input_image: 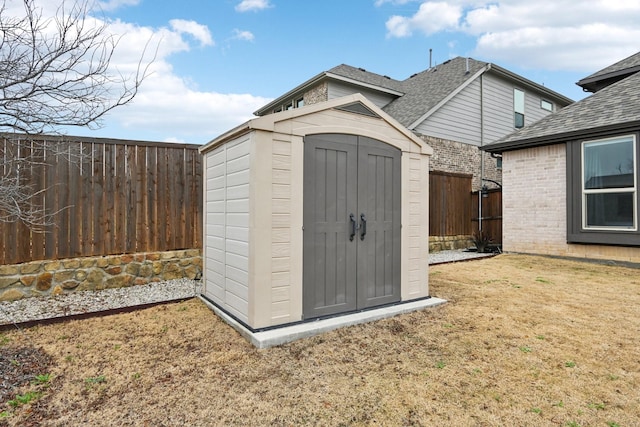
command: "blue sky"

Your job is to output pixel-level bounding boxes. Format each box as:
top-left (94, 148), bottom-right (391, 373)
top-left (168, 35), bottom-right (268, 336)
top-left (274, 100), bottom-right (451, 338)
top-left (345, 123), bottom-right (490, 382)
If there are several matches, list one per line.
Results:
top-left (13, 0), bottom-right (640, 144)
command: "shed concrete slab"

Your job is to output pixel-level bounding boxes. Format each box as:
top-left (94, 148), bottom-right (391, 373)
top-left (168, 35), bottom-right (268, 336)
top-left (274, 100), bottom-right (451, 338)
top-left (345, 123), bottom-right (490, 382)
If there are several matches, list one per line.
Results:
top-left (199, 296), bottom-right (447, 348)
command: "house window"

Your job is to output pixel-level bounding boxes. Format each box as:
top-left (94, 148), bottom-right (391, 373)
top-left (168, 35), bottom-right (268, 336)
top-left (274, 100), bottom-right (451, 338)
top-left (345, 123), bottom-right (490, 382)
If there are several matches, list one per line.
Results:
top-left (541, 99), bottom-right (554, 112)
top-left (514, 89), bottom-right (525, 128)
top-left (582, 136), bottom-right (636, 230)
top-left (295, 98), bottom-right (304, 108)
top-left (567, 133), bottom-right (640, 246)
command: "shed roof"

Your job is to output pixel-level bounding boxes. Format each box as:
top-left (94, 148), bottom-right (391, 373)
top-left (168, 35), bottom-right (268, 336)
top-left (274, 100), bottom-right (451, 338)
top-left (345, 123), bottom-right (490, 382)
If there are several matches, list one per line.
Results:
top-left (201, 93), bottom-right (432, 155)
top-left (483, 71), bottom-right (640, 153)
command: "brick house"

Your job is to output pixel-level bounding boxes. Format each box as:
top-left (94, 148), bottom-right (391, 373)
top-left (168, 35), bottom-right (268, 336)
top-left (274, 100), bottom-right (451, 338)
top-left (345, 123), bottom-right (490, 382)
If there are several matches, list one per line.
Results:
top-left (483, 51), bottom-right (640, 262)
top-left (255, 58), bottom-right (572, 249)
top-left (256, 57), bottom-right (573, 191)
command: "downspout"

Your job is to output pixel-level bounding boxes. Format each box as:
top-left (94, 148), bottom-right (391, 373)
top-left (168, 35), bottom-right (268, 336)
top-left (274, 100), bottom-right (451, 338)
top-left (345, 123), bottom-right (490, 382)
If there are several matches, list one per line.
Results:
top-left (479, 72), bottom-right (484, 232)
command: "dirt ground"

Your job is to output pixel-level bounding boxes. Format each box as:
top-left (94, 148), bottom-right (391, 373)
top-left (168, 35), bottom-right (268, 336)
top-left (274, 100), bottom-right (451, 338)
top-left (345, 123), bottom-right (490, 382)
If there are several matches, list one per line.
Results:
top-left (1, 253), bottom-right (639, 426)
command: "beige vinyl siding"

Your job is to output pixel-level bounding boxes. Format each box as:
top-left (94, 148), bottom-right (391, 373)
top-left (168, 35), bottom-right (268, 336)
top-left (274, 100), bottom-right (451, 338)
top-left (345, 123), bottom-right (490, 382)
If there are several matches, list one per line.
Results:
top-left (413, 79), bottom-right (482, 146)
top-left (327, 81), bottom-right (396, 109)
top-left (402, 153), bottom-right (430, 299)
top-left (203, 134), bottom-right (251, 323)
top-left (270, 137), bottom-right (295, 322)
top-left (200, 95), bottom-right (432, 330)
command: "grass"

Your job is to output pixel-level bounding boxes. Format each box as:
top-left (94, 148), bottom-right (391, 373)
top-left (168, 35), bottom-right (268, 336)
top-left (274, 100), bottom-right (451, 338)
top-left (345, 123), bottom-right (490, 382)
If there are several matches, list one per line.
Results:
top-left (7, 391), bottom-right (42, 408)
top-left (1, 254), bottom-right (639, 426)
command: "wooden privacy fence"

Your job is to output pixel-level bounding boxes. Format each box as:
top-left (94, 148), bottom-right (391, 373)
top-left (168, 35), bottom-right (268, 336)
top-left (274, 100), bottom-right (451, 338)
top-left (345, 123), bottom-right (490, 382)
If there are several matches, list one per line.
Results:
top-left (0, 136), bottom-right (202, 265)
top-left (429, 171), bottom-right (473, 237)
top-left (471, 188), bottom-right (503, 245)
top-left (430, 170), bottom-right (503, 245)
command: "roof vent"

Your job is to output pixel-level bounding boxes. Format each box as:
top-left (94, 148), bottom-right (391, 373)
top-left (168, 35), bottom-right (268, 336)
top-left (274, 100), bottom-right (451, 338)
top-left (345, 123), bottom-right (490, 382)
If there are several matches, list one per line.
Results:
top-left (383, 75), bottom-right (390, 79)
top-left (358, 67), bottom-right (366, 72)
top-left (335, 102), bottom-right (380, 118)
top-left (409, 73), bottom-right (418, 78)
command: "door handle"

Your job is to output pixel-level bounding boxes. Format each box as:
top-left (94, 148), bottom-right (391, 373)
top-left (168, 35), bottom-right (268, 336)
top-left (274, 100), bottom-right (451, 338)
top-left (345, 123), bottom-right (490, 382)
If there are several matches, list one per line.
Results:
top-left (349, 213), bottom-right (357, 241)
top-left (360, 213), bottom-right (366, 240)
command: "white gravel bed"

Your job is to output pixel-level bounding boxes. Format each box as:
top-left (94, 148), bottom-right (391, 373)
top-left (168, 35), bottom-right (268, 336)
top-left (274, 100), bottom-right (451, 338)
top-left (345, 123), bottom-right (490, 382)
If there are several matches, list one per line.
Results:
top-left (0, 251), bottom-right (490, 327)
top-left (428, 249), bottom-right (495, 265)
top-left (0, 279), bottom-right (201, 326)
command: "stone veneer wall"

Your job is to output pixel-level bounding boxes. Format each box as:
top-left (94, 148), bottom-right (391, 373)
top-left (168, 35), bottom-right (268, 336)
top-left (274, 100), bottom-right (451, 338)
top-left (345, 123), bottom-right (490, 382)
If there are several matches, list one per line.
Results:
top-left (419, 134), bottom-right (502, 191)
top-left (303, 82), bottom-right (328, 105)
top-left (0, 249), bottom-right (202, 302)
top-left (429, 235), bottom-right (473, 252)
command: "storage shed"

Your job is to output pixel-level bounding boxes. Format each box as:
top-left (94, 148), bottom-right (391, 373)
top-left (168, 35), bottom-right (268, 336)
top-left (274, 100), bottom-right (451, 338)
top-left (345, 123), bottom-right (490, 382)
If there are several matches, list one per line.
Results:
top-left (199, 94), bottom-right (436, 346)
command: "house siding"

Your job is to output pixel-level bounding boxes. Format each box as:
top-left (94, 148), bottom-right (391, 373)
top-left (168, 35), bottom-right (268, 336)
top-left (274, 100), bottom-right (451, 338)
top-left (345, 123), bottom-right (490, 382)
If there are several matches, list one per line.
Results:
top-left (414, 78), bottom-right (482, 146)
top-left (327, 81), bottom-right (396, 109)
top-left (503, 144), bottom-right (640, 262)
top-left (482, 73), bottom-right (557, 144)
top-left (415, 73), bottom-right (559, 147)
top-left (203, 134), bottom-right (251, 324)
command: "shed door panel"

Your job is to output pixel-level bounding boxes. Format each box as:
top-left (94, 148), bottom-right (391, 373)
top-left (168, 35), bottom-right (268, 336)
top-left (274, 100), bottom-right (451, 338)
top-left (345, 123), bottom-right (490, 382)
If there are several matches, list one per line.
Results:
top-left (303, 134), bottom-right (400, 320)
top-left (357, 137), bottom-right (401, 308)
top-left (303, 134), bottom-right (358, 318)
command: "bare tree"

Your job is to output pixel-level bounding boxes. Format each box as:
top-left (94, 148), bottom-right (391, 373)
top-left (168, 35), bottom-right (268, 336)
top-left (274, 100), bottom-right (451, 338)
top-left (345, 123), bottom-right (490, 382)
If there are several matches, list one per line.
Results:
top-left (0, 0), bottom-right (152, 228)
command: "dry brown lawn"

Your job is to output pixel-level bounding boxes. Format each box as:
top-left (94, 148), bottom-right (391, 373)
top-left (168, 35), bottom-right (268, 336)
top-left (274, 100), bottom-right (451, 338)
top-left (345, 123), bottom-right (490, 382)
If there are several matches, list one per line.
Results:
top-left (1, 254), bottom-right (639, 426)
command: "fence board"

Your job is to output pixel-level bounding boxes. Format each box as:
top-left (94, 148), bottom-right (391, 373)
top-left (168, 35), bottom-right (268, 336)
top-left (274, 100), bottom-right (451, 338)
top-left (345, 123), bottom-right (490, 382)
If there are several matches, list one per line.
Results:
top-left (91, 143), bottom-right (105, 256)
top-left (1, 135), bottom-right (203, 265)
top-left (429, 171), bottom-right (473, 237)
top-left (471, 188), bottom-right (503, 244)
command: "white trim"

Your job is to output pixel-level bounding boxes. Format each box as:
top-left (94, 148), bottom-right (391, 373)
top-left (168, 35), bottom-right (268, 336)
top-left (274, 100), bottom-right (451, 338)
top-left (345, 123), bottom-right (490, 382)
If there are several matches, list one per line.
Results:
top-left (581, 134), bottom-right (637, 231)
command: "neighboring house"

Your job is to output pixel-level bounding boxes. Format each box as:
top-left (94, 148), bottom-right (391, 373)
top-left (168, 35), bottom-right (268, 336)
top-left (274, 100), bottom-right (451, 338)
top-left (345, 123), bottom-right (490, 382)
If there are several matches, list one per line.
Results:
top-left (255, 57), bottom-right (573, 191)
top-left (483, 51), bottom-right (640, 263)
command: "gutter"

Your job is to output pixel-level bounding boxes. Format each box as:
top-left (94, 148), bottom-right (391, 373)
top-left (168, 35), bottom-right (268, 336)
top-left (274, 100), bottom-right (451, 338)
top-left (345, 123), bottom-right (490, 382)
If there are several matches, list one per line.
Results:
top-left (481, 120), bottom-right (640, 154)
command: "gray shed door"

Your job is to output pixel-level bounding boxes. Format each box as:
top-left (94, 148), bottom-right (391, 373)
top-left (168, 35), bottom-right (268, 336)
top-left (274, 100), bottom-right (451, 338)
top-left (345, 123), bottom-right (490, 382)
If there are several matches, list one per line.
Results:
top-left (303, 134), bottom-right (401, 320)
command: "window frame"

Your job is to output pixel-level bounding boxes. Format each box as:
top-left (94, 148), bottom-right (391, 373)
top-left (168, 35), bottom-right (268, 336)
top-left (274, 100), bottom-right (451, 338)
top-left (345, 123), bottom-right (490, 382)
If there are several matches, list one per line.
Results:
top-left (514, 88), bottom-right (525, 129)
top-left (580, 136), bottom-right (637, 231)
top-left (540, 99), bottom-right (554, 112)
top-left (567, 132), bottom-right (640, 245)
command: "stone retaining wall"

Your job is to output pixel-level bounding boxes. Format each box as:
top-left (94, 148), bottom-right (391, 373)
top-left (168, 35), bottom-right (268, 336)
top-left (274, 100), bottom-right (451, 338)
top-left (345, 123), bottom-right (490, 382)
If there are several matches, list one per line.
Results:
top-left (429, 235), bottom-right (473, 252)
top-left (0, 249), bottom-right (202, 302)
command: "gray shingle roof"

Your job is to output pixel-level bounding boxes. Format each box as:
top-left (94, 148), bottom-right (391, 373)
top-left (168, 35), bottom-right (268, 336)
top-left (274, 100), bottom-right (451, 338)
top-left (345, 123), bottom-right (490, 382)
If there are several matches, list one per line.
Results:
top-left (577, 51), bottom-right (640, 92)
top-left (384, 57), bottom-right (487, 127)
top-left (326, 59), bottom-right (490, 127)
top-left (329, 58), bottom-right (488, 127)
top-left (580, 51), bottom-right (640, 82)
top-left (257, 56), bottom-right (572, 125)
top-left (327, 64), bottom-right (404, 92)
top-left (484, 70), bottom-right (640, 153)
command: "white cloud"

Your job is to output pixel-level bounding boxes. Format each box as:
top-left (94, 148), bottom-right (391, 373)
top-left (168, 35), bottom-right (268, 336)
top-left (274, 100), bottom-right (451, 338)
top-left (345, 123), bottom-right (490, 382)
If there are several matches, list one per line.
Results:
top-left (96, 17), bottom-right (267, 142)
top-left (386, 2), bottom-right (461, 37)
top-left (169, 19), bottom-right (214, 47)
top-left (385, 0), bottom-right (640, 71)
top-left (235, 0), bottom-right (272, 13)
top-left (232, 29), bottom-right (255, 41)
